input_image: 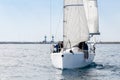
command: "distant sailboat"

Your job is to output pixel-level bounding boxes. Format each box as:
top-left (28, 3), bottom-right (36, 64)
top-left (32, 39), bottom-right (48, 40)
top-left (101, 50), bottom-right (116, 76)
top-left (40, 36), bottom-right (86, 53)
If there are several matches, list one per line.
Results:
top-left (51, 0), bottom-right (100, 69)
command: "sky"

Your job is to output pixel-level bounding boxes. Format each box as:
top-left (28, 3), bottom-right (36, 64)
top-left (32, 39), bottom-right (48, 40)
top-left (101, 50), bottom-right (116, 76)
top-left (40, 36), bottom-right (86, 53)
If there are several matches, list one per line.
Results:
top-left (0, 0), bottom-right (120, 42)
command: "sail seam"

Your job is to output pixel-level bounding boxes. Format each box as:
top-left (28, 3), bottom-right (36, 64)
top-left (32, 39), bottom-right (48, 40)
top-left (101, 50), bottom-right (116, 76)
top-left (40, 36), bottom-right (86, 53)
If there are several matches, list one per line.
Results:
top-left (64, 4), bottom-right (84, 8)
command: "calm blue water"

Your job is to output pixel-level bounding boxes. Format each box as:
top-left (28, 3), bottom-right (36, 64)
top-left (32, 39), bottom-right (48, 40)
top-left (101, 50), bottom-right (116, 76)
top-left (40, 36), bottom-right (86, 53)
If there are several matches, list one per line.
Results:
top-left (0, 44), bottom-right (120, 80)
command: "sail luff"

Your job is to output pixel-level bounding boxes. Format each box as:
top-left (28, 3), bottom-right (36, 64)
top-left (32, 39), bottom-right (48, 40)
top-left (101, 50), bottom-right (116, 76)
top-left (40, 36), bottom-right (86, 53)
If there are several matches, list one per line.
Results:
top-left (63, 0), bottom-right (89, 49)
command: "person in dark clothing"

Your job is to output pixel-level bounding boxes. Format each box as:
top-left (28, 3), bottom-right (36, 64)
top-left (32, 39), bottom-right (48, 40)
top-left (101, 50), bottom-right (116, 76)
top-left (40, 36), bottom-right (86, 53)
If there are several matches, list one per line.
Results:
top-left (58, 41), bottom-right (63, 52)
top-left (58, 42), bottom-right (61, 52)
top-left (93, 44), bottom-right (96, 53)
top-left (78, 42), bottom-right (89, 59)
top-left (78, 42), bottom-right (83, 50)
top-left (60, 41), bottom-right (63, 48)
top-left (54, 44), bottom-right (59, 52)
top-left (83, 42), bottom-right (89, 59)
top-left (83, 42), bottom-right (88, 50)
top-left (54, 41), bottom-right (63, 53)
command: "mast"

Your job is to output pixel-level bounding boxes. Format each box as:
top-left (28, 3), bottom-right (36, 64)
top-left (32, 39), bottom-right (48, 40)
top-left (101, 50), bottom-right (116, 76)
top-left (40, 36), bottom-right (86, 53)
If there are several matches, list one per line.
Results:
top-left (63, 0), bottom-right (65, 49)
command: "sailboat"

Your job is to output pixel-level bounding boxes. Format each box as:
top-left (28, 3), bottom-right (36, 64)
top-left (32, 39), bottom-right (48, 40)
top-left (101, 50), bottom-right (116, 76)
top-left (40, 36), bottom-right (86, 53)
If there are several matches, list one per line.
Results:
top-left (51, 0), bottom-right (100, 69)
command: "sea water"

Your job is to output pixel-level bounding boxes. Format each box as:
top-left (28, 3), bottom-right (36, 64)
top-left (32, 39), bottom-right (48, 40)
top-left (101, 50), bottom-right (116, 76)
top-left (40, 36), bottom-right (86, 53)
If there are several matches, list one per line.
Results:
top-left (0, 44), bottom-right (120, 80)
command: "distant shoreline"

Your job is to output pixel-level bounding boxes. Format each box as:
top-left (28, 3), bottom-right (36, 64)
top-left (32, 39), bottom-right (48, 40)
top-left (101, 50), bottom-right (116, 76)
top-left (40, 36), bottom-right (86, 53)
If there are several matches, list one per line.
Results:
top-left (97, 42), bottom-right (120, 44)
top-left (0, 42), bottom-right (120, 44)
top-left (0, 42), bottom-right (44, 44)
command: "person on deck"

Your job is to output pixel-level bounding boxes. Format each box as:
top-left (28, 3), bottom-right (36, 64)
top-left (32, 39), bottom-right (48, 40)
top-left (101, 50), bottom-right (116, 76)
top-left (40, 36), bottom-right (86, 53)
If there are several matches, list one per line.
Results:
top-left (54, 44), bottom-right (59, 52)
top-left (83, 42), bottom-right (89, 59)
top-left (58, 41), bottom-right (63, 52)
top-left (78, 42), bottom-right (89, 59)
top-left (54, 41), bottom-right (63, 53)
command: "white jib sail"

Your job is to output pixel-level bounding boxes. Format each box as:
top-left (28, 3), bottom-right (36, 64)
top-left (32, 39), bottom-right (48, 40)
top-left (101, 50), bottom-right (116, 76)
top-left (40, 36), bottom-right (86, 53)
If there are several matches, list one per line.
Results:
top-left (83, 0), bottom-right (99, 35)
top-left (63, 0), bottom-right (89, 49)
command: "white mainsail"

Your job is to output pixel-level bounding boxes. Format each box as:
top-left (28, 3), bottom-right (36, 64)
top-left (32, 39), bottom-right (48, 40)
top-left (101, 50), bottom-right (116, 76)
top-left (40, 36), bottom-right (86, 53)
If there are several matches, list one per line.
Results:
top-left (83, 0), bottom-right (99, 35)
top-left (63, 0), bottom-right (89, 49)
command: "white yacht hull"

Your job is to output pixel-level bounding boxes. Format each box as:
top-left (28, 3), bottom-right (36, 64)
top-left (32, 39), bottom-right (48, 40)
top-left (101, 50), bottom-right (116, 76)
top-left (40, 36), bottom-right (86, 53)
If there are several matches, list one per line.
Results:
top-left (51, 50), bottom-right (95, 69)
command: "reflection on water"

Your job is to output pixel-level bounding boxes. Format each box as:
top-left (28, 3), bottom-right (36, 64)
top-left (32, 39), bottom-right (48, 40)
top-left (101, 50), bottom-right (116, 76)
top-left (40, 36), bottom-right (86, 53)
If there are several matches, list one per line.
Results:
top-left (60, 63), bottom-right (104, 80)
top-left (59, 62), bottom-right (120, 80)
top-left (0, 44), bottom-right (120, 80)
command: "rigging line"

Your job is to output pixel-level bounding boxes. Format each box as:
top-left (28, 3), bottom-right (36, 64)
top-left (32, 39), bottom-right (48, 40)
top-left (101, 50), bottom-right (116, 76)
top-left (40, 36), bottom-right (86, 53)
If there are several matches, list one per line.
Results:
top-left (49, 0), bottom-right (52, 53)
top-left (69, 40), bottom-right (72, 48)
top-left (50, 0), bottom-right (52, 41)
top-left (63, 0), bottom-right (65, 42)
top-left (55, 0), bottom-right (63, 42)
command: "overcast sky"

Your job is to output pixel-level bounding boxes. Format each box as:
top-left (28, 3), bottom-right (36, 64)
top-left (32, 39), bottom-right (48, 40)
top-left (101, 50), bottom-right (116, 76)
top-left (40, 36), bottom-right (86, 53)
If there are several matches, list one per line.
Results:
top-left (0, 0), bottom-right (120, 42)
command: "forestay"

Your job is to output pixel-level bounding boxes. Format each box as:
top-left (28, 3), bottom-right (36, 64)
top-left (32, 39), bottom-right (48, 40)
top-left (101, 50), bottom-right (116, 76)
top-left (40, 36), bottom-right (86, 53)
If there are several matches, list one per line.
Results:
top-left (63, 0), bottom-right (89, 49)
top-left (83, 0), bottom-right (99, 35)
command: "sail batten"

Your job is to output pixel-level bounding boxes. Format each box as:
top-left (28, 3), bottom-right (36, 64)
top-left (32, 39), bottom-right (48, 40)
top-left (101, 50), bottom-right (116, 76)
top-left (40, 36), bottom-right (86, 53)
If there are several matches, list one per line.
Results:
top-left (64, 4), bottom-right (84, 7)
top-left (63, 0), bottom-right (89, 49)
